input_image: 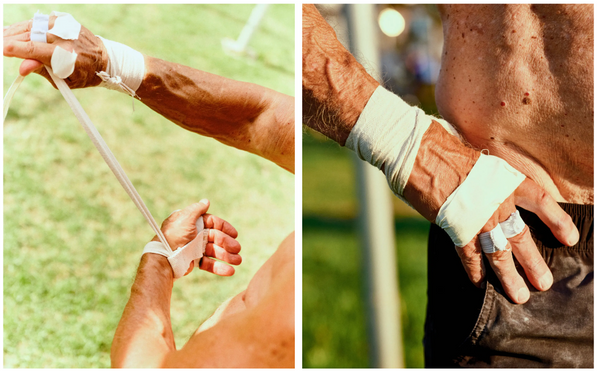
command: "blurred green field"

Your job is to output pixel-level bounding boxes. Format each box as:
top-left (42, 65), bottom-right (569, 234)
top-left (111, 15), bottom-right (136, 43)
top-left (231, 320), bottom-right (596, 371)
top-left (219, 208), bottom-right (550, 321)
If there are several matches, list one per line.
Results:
top-left (4, 4), bottom-right (294, 368)
top-left (302, 130), bottom-right (429, 368)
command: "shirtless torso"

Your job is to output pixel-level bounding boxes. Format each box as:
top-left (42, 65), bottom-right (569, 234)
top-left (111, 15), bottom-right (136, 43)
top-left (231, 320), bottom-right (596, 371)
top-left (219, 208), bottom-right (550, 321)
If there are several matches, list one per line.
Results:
top-left (196, 233), bottom-right (295, 334)
top-left (436, 4), bottom-right (593, 204)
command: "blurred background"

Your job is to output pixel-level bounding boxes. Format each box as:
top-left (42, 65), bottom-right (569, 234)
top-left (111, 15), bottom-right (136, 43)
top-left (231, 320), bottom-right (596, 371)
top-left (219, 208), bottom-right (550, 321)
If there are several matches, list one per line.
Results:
top-left (303, 4), bottom-right (443, 368)
top-left (4, 4), bottom-right (294, 368)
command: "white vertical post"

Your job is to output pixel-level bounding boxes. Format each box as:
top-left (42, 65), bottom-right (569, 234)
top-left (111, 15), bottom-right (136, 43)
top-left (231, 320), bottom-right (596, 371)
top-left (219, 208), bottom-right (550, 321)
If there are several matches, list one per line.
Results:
top-left (222, 4), bottom-right (269, 54)
top-left (346, 4), bottom-right (404, 368)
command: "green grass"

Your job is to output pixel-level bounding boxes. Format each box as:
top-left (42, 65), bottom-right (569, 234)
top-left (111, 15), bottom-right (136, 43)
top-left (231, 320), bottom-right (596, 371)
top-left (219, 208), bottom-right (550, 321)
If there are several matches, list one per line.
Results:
top-left (302, 131), bottom-right (428, 368)
top-left (4, 4), bottom-right (294, 368)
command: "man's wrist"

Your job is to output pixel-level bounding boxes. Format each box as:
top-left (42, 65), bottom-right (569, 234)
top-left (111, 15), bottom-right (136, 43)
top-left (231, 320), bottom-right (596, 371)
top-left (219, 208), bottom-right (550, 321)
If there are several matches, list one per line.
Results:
top-left (139, 253), bottom-right (174, 282)
top-left (403, 120), bottom-right (480, 222)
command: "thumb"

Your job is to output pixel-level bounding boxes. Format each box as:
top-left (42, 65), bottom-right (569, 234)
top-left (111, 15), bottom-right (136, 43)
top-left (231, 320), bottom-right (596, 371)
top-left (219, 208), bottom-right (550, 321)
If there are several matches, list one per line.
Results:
top-left (189, 198), bottom-right (210, 221)
top-left (19, 58), bottom-right (44, 76)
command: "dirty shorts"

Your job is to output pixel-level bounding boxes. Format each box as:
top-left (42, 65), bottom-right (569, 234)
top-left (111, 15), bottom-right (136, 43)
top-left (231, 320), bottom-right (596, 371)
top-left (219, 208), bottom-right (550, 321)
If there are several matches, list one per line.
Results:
top-left (424, 203), bottom-right (593, 367)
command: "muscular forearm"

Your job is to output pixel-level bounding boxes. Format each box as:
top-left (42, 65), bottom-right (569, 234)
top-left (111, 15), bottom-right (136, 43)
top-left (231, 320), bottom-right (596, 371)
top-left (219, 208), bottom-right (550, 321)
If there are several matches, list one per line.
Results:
top-left (111, 254), bottom-right (175, 368)
top-left (137, 56), bottom-right (295, 172)
top-left (302, 4), bottom-right (379, 145)
top-left (404, 122), bottom-right (479, 222)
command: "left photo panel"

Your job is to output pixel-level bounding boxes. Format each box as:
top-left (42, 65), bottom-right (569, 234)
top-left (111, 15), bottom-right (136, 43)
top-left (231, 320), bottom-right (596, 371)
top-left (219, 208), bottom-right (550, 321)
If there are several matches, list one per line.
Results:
top-left (4, 4), bottom-right (295, 368)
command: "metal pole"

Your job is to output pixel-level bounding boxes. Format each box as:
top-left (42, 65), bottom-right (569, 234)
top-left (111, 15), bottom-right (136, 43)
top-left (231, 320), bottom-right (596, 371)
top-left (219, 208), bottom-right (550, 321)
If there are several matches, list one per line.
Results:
top-left (222, 4), bottom-right (269, 54)
top-left (345, 4), bottom-right (404, 368)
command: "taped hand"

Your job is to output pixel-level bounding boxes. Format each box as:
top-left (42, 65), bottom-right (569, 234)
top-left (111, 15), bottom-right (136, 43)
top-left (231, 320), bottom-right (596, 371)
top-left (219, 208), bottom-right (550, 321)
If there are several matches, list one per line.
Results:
top-left (3, 12), bottom-right (107, 88)
top-left (151, 200), bottom-right (242, 277)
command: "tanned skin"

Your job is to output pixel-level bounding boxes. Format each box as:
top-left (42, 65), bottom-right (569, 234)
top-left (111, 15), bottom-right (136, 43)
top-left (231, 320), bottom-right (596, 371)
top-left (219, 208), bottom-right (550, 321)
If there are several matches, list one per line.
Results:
top-left (4, 13), bottom-right (294, 367)
top-left (302, 4), bottom-right (580, 304)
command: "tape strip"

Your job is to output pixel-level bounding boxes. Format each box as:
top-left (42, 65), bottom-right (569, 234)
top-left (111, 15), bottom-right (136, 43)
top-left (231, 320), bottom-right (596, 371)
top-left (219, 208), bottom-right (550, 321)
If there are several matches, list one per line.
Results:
top-left (479, 224), bottom-right (509, 254)
top-left (345, 86), bottom-right (432, 206)
top-left (500, 210), bottom-right (526, 238)
top-left (51, 46), bottom-right (78, 79)
top-left (48, 11), bottom-right (81, 40)
top-left (143, 217), bottom-right (208, 279)
top-left (44, 65), bottom-right (171, 252)
top-left (31, 11), bottom-right (49, 43)
top-left (436, 154), bottom-right (525, 247)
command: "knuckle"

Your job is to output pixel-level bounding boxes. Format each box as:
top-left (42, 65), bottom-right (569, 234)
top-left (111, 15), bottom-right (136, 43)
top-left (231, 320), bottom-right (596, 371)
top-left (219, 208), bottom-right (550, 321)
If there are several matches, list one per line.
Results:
top-left (525, 254), bottom-right (547, 274)
top-left (4, 40), bottom-right (16, 54)
top-left (25, 40), bottom-right (35, 55)
top-left (538, 190), bottom-right (553, 207)
top-left (490, 249), bottom-right (513, 264)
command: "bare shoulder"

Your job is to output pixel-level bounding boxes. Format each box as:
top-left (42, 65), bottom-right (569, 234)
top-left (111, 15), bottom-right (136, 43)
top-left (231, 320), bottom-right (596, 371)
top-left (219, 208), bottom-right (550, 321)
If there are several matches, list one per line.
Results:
top-left (164, 232), bottom-right (295, 368)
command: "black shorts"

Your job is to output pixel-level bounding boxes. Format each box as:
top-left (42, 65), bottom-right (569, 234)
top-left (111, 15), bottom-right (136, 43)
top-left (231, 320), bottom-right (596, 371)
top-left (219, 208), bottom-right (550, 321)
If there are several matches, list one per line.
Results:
top-left (424, 203), bottom-right (593, 367)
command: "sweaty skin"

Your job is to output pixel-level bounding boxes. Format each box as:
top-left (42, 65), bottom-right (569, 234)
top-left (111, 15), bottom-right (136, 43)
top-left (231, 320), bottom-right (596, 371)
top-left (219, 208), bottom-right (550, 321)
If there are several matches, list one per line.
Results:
top-left (436, 4), bottom-right (593, 205)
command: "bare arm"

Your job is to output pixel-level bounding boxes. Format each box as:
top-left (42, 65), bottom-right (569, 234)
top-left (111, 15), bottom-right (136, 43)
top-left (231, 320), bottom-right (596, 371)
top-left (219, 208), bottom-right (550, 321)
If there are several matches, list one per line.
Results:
top-left (111, 201), bottom-right (243, 367)
top-left (302, 4), bottom-right (578, 304)
top-left (164, 245), bottom-right (294, 368)
top-left (3, 16), bottom-right (294, 173)
top-left (112, 229), bottom-right (294, 368)
top-left (136, 57), bottom-right (294, 173)
top-left (111, 254), bottom-right (175, 368)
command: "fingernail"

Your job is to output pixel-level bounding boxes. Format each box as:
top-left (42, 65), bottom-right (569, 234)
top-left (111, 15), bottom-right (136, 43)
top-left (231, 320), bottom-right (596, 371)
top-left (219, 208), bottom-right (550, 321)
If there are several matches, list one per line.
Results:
top-left (517, 287), bottom-right (530, 303)
top-left (199, 198), bottom-right (209, 205)
top-left (567, 229), bottom-right (579, 246)
top-left (540, 271), bottom-right (553, 291)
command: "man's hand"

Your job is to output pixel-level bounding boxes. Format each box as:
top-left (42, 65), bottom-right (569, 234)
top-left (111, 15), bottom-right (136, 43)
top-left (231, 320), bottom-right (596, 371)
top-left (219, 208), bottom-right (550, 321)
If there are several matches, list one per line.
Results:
top-left (302, 4), bottom-right (579, 304)
top-left (404, 122), bottom-right (579, 304)
top-left (3, 14), bottom-right (107, 88)
top-left (151, 199), bottom-right (241, 277)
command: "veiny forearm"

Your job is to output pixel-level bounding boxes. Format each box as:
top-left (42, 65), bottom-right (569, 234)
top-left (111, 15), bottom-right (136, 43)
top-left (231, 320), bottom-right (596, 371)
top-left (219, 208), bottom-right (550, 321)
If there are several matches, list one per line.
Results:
top-left (403, 121), bottom-right (480, 222)
top-left (301, 5), bottom-right (480, 219)
top-left (136, 56), bottom-right (295, 172)
top-left (111, 254), bottom-right (175, 368)
top-left (302, 4), bottom-right (379, 145)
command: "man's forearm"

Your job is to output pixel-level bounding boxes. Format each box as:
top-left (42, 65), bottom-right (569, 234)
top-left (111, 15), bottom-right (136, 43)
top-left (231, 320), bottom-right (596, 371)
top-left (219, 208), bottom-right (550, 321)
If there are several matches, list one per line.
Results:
top-left (136, 56), bottom-right (295, 172)
top-left (111, 254), bottom-right (175, 368)
top-left (302, 4), bottom-right (379, 145)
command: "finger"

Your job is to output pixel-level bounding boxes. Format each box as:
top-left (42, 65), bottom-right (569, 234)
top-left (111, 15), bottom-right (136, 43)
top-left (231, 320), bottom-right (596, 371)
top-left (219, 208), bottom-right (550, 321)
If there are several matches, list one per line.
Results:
top-left (4, 40), bottom-right (55, 66)
top-left (203, 214), bottom-right (238, 238)
top-left (204, 243), bottom-right (242, 265)
top-left (508, 225), bottom-right (553, 291)
top-left (484, 240), bottom-right (530, 304)
top-left (4, 32), bottom-right (31, 43)
top-left (515, 179), bottom-right (579, 246)
top-left (19, 58), bottom-right (44, 76)
top-left (199, 257), bottom-right (235, 276)
top-left (455, 240), bottom-right (486, 288)
top-left (208, 230), bottom-right (241, 254)
top-left (3, 20), bottom-right (32, 37)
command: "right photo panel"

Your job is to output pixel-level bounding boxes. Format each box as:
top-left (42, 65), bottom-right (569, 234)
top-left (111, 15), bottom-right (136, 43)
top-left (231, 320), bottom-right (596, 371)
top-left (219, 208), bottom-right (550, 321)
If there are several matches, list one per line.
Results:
top-left (302, 3), bottom-right (593, 368)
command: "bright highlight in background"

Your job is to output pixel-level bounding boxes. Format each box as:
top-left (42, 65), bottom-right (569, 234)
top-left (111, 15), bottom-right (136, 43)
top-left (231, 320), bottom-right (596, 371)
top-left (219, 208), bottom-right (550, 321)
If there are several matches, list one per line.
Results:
top-left (378, 8), bottom-right (405, 37)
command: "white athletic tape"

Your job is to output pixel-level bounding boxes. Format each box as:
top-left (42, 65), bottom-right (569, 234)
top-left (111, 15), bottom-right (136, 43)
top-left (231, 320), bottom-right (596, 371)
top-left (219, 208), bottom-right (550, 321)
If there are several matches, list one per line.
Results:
top-left (346, 86), bottom-right (430, 205)
top-left (479, 224), bottom-right (509, 254)
top-left (96, 36), bottom-right (145, 95)
top-left (346, 86), bottom-right (460, 206)
top-left (5, 12), bottom-right (172, 261)
top-left (48, 11), bottom-right (81, 40)
top-left (500, 210), bottom-right (526, 238)
top-left (436, 154), bottom-right (526, 247)
top-left (43, 66), bottom-right (172, 251)
top-left (50, 46), bottom-right (78, 79)
top-left (143, 217), bottom-right (209, 279)
top-left (31, 11), bottom-right (49, 43)
top-left (3, 75), bottom-right (24, 121)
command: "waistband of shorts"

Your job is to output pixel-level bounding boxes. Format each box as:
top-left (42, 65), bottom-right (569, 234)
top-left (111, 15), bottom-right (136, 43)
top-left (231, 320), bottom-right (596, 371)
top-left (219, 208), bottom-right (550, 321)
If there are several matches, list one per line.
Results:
top-left (557, 202), bottom-right (593, 219)
top-left (519, 202), bottom-right (593, 251)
